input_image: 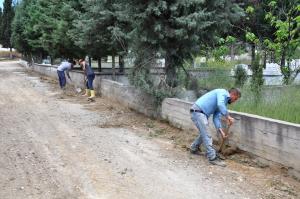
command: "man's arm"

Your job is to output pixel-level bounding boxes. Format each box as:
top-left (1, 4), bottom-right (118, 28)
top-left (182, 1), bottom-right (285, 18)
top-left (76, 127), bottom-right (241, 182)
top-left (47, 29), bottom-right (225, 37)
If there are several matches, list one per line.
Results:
top-left (217, 92), bottom-right (234, 125)
top-left (217, 92), bottom-right (228, 116)
top-left (66, 69), bottom-right (71, 80)
top-left (213, 112), bottom-right (228, 139)
top-left (213, 112), bottom-right (222, 130)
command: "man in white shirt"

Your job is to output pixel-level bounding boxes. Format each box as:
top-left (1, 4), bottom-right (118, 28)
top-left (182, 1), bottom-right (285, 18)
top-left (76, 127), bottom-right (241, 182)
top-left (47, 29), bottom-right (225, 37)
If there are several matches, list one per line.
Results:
top-left (57, 60), bottom-right (75, 89)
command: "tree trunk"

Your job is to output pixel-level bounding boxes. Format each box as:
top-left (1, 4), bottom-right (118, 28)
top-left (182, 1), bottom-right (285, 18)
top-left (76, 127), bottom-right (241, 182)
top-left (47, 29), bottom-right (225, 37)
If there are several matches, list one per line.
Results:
top-left (280, 49), bottom-right (286, 69)
top-left (9, 47), bottom-right (12, 59)
top-left (250, 43), bottom-right (255, 69)
top-left (88, 56), bottom-right (92, 68)
top-left (37, 53), bottom-right (43, 64)
top-left (280, 48), bottom-right (290, 84)
top-left (112, 54), bottom-right (116, 81)
top-left (230, 44), bottom-right (235, 61)
top-left (205, 48), bottom-right (209, 66)
top-left (98, 58), bottom-right (102, 72)
top-left (165, 53), bottom-right (177, 87)
top-left (263, 50), bottom-right (267, 69)
top-left (50, 56), bottom-right (54, 65)
top-left (270, 51), bottom-right (275, 63)
top-left (119, 55), bottom-right (124, 73)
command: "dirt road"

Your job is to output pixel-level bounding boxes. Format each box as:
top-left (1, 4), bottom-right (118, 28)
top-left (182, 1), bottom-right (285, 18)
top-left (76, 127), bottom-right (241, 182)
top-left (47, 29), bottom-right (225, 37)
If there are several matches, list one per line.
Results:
top-left (0, 62), bottom-right (299, 199)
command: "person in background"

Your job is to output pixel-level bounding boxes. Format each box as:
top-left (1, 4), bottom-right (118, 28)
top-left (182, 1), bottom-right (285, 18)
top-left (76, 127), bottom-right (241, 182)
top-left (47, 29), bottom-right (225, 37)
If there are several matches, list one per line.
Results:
top-left (79, 59), bottom-right (95, 100)
top-left (190, 88), bottom-right (241, 167)
top-left (57, 59), bottom-right (75, 90)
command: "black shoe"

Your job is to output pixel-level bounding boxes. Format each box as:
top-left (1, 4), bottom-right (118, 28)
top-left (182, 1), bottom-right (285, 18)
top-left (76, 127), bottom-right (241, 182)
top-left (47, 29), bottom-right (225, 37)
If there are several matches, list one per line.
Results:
top-left (190, 148), bottom-right (199, 155)
top-left (216, 153), bottom-right (226, 160)
top-left (190, 148), bottom-right (204, 155)
top-left (209, 157), bottom-right (226, 167)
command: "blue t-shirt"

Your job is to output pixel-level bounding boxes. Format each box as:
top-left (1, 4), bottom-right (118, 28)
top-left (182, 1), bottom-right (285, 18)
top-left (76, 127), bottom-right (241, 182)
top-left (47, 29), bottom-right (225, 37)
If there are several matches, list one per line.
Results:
top-left (85, 63), bottom-right (94, 76)
top-left (194, 89), bottom-right (230, 129)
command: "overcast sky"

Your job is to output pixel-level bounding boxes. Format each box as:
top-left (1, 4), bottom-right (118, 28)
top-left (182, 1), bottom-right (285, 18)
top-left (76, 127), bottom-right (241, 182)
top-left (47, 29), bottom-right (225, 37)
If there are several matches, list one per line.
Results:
top-left (0, 0), bottom-right (4, 8)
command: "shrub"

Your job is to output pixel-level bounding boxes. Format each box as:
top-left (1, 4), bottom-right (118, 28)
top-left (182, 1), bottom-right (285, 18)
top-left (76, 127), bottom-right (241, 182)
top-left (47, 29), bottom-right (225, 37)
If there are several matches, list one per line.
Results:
top-left (234, 64), bottom-right (248, 87)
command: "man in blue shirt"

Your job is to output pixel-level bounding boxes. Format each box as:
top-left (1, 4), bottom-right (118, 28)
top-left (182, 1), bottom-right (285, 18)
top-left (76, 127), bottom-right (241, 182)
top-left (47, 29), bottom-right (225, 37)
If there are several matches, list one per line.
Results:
top-left (190, 88), bottom-right (241, 167)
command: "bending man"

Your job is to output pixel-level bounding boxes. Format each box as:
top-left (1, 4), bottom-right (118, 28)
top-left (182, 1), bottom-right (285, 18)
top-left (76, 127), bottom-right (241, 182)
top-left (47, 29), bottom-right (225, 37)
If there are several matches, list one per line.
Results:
top-left (190, 88), bottom-right (241, 167)
top-left (57, 59), bottom-right (75, 89)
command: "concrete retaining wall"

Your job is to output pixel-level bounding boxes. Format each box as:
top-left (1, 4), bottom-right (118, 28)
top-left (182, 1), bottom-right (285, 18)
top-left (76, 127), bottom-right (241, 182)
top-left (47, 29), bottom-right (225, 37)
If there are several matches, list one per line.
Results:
top-left (100, 79), bottom-right (160, 117)
top-left (19, 61), bottom-right (160, 118)
top-left (162, 98), bottom-right (300, 177)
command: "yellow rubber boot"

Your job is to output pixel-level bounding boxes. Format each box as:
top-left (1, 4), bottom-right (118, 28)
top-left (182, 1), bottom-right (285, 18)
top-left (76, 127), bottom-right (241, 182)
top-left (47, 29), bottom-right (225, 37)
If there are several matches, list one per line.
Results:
top-left (82, 89), bottom-right (90, 97)
top-left (88, 90), bottom-right (95, 99)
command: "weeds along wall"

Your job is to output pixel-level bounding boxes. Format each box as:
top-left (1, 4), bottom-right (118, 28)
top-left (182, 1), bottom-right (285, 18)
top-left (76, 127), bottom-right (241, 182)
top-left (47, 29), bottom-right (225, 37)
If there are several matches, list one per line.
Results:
top-left (20, 61), bottom-right (300, 179)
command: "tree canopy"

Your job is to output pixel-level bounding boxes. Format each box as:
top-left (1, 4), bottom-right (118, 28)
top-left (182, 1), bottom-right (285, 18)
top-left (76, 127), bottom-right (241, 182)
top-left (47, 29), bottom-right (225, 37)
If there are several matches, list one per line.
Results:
top-left (1, 0), bottom-right (14, 48)
top-left (9, 0), bottom-right (300, 86)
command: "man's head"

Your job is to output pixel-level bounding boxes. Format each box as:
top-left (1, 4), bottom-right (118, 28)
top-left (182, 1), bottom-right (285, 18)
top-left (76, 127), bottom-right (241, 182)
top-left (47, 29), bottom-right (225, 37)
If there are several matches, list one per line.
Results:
top-left (228, 88), bottom-right (241, 104)
top-left (68, 59), bottom-right (76, 68)
top-left (78, 59), bottom-right (85, 66)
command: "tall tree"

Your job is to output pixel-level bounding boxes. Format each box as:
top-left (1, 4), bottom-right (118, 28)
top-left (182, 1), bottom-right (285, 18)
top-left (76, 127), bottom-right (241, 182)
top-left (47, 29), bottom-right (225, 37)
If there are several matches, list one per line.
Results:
top-left (1, 0), bottom-right (14, 57)
top-left (231, 0), bottom-right (275, 67)
top-left (265, 0), bottom-right (300, 84)
top-left (126, 0), bottom-right (244, 87)
top-left (32, 0), bottom-right (83, 59)
top-left (11, 0), bottom-right (38, 59)
top-left (12, 0), bottom-right (84, 60)
top-left (12, 0), bottom-right (47, 61)
top-left (69, 0), bottom-right (130, 73)
top-left (0, 8), bottom-right (3, 45)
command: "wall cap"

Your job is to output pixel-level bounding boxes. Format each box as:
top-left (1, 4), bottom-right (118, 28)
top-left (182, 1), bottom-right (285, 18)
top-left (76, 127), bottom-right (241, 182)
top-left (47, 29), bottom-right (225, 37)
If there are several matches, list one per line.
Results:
top-left (164, 98), bottom-right (300, 127)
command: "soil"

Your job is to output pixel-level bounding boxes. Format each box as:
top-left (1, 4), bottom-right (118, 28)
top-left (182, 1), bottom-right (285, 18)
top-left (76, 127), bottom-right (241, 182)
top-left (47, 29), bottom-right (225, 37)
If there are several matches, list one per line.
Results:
top-left (0, 61), bottom-right (299, 199)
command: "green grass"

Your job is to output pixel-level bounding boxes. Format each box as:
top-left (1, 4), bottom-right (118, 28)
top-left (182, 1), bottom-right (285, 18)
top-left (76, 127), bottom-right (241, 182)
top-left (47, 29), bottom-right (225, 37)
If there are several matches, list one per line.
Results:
top-left (188, 65), bottom-right (300, 124)
top-left (230, 86), bottom-right (300, 124)
top-left (197, 70), bottom-right (234, 90)
top-left (181, 58), bottom-right (300, 123)
top-left (202, 60), bottom-right (243, 70)
top-left (187, 59), bottom-right (251, 70)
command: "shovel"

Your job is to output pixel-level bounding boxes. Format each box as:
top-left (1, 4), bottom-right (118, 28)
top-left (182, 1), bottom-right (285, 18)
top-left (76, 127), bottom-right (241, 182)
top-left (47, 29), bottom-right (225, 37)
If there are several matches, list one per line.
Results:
top-left (68, 78), bottom-right (82, 94)
top-left (218, 123), bottom-right (231, 154)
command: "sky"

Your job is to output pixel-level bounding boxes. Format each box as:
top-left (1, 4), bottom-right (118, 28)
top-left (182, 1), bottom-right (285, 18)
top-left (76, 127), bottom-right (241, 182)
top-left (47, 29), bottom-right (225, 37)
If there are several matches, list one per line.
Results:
top-left (0, 0), bottom-right (17, 9)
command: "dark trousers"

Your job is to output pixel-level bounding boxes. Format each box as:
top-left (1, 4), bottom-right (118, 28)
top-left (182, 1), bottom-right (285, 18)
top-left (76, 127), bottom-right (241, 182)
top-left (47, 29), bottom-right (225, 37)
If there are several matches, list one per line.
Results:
top-left (86, 74), bottom-right (95, 90)
top-left (57, 70), bottom-right (66, 88)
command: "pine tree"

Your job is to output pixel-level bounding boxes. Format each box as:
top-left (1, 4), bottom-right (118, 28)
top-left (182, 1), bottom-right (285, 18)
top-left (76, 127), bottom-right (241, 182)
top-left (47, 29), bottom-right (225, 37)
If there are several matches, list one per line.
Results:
top-left (11, 0), bottom-right (34, 58)
top-left (1, 0), bottom-right (14, 55)
top-left (69, 0), bottom-right (129, 62)
top-left (125, 0), bottom-right (244, 87)
top-left (12, 0), bottom-right (84, 60)
top-left (0, 8), bottom-right (3, 46)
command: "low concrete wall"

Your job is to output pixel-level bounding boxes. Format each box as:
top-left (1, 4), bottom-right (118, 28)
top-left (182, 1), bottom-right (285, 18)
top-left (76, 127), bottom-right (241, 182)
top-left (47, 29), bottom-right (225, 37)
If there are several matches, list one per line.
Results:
top-left (19, 62), bottom-right (129, 93)
top-left (162, 98), bottom-right (300, 177)
top-left (100, 79), bottom-right (160, 117)
top-left (19, 61), bottom-right (160, 118)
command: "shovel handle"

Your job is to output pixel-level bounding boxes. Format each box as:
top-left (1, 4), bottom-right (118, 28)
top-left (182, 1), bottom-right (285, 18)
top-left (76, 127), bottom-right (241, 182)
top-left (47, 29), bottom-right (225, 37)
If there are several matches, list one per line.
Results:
top-left (218, 124), bottom-right (231, 153)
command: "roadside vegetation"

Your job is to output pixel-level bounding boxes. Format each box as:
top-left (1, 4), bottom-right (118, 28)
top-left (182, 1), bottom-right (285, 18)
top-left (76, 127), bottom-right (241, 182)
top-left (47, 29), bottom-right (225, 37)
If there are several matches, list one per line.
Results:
top-left (231, 86), bottom-right (300, 123)
top-left (180, 61), bottom-right (300, 124)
